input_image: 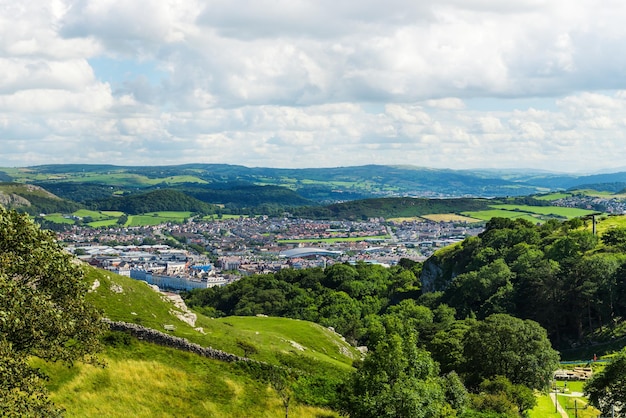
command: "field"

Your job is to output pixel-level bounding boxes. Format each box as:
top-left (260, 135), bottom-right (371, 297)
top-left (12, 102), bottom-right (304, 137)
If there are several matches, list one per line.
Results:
top-left (42, 213), bottom-right (76, 224)
top-left (387, 216), bottom-right (425, 223)
top-left (461, 209), bottom-right (543, 223)
top-left (420, 213), bottom-right (482, 223)
top-left (490, 204), bottom-right (597, 219)
top-left (127, 212), bottom-right (192, 226)
top-left (42, 210), bottom-right (195, 227)
top-left (556, 394), bottom-right (599, 418)
top-left (535, 193), bottom-right (571, 201)
top-left (463, 204), bottom-right (599, 224)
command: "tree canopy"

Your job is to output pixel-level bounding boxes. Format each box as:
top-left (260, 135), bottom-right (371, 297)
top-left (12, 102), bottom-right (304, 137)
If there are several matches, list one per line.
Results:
top-left (0, 207), bottom-right (104, 415)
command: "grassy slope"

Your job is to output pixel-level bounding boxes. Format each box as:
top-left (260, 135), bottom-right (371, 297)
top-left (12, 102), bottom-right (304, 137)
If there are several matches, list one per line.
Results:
top-left (38, 266), bottom-right (356, 417)
top-left (84, 267), bottom-right (359, 367)
top-left (41, 343), bottom-right (338, 418)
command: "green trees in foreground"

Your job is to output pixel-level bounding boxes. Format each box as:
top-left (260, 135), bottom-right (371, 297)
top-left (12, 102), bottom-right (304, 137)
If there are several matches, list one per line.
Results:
top-left (0, 207), bottom-right (104, 416)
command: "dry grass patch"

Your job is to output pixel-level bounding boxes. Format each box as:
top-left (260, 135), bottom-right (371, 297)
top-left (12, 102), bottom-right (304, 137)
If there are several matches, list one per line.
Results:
top-left (421, 213), bottom-right (482, 223)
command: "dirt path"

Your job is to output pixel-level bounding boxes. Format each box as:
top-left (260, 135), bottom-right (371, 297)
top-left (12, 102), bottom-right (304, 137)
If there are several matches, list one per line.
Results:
top-left (550, 392), bottom-right (570, 418)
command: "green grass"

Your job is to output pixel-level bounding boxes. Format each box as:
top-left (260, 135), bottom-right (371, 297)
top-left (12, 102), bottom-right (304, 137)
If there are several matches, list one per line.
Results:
top-left (490, 204), bottom-right (598, 219)
top-left (203, 214), bottom-right (250, 220)
top-left (88, 219), bottom-right (121, 228)
top-left (528, 393), bottom-right (561, 417)
top-left (43, 213), bottom-right (76, 224)
top-left (587, 215), bottom-right (626, 236)
top-left (125, 211), bottom-right (192, 226)
top-left (143, 211), bottom-right (193, 218)
top-left (535, 193), bottom-right (571, 201)
top-left (84, 267), bottom-right (360, 368)
top-left (41, 266), bottom-right (357, 417)
top-left (73, 209), bottom-right (113, 221)
top-left (462, 209), bottom-right (543, 223)
top-left (557, 394), bottom-right (599, 418)
top-left (214, 316), bottom-right (357, 369)
top-left (38, 342), bottom-right (339, 418)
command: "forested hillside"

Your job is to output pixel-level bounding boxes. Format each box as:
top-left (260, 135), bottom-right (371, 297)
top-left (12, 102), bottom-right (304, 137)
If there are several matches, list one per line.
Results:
top-left (183, 258), bottom-right (560, 416)
top-left (89, 189), bottom-right (216, 215)
top-left (422, 217), bottom-right (626, 350)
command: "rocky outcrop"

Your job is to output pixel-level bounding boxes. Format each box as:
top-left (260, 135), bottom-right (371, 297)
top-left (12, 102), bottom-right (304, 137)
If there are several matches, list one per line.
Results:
top-left (0, 191), bottom-right (30, 208)
top-left (420, 256), bottom-right (446, 293)
top-left (103, 319), bottom-right (252, 363)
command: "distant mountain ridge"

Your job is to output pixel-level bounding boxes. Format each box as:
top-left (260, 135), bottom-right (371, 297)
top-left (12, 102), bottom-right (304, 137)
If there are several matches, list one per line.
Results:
top-left (3, 164), bottom-right (626, 207)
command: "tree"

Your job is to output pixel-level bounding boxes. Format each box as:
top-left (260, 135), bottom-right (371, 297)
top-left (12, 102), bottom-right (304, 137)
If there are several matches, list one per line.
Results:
top-left (0, 208), bottom-right (105, 415)
top-left (269, 367), bottom-right (294, 418)
top-left (463, 314), bottom-right (559, 390)
top-left (585, 348), bottom-right (626, 417)
top-left (236, 339), bottom-right (259, 357)
top-left (341, 331), bottom-right (454, 418)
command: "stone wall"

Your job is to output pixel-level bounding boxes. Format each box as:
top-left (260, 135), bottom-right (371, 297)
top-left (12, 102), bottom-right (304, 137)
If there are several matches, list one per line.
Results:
top-left (104, 319), bottom-right (250, 363)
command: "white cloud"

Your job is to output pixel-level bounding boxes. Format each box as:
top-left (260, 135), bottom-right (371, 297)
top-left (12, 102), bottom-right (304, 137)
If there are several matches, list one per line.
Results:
top-left (2, 0), bottom-right (626, 172)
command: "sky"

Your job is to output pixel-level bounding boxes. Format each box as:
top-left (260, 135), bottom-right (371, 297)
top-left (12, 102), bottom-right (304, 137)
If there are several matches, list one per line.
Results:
top-left (2, 1), bottom-right (626, 173)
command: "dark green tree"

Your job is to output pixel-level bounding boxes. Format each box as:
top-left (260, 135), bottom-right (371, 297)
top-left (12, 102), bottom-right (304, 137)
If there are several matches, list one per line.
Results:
top-left (462, 314), bottom-right (559, 390)
top-left (341, 331), bottom-right (454, 418)
top-left (0, 208), bottom-right (105, 416)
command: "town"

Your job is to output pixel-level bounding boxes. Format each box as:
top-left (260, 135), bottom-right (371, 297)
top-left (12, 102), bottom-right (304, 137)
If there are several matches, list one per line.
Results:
top-left (61, 215), bottom-right (484, 291)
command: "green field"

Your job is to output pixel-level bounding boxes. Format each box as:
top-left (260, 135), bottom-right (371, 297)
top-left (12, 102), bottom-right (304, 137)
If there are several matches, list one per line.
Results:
top-left (490, 204), bottom-right (597, 219)
top-left (589, 215), bottom-right (626, 235)
top-left (124, 212), bottom-right (193, 227)
top-left (420, 213), bottom-right (482, 223)
top-left (535, 193), bottom-right (571, 201)
top-left (43, 213), bottom-right (76, 224)
top-left (462, 209), bottom-right (543, 223)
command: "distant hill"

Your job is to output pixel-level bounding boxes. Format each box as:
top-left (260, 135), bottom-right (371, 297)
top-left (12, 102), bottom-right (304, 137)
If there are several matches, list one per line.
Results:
top-left (5, 164), bottom-right (626, 209)
top-left (180, 183), bottom-right (315, 208)
top-left (293, 197), bottom-right (493, 220)
top-left (90, 189), bottom-right (216, 215)
top-left (0, 182), bottom-right (81, 214)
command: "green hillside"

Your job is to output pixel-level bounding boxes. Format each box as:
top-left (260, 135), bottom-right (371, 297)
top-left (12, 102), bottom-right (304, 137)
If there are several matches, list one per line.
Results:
top-left (90, 189), bottom-right (216, 215)
top-left (36, 266), bottom-right (357, 417)
top-left (0, 182), bottom-right (81, 214)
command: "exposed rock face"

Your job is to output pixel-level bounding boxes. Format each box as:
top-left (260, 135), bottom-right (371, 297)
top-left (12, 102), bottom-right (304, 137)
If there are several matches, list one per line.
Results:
top-left (164, 293), bottom-right (197, 327)
top-left (420, 257), bottom-right (445, 293)
top-left (0, 191), bottom-right (30, 208)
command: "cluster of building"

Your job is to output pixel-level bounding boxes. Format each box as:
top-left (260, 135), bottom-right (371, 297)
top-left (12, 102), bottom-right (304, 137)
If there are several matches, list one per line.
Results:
top-left (553, 194), bottom-right (626, 214)
top-left (62, 215), bottom-right (484, 291)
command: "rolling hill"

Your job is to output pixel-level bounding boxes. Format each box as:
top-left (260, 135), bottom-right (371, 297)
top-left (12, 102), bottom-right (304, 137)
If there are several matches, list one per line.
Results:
top-left (37, 266), bottom-right (358, 417)
top-left (7, 163), bottom-right (626, 202)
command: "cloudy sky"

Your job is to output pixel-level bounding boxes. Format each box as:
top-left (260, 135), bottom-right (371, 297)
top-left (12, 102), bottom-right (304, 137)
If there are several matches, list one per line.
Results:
top-left (2, 0), bottom-right (626, 172)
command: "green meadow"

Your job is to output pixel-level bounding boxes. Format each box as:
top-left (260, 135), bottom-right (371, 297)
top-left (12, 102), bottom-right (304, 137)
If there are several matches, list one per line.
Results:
top-left (490, 204), bottom-right (597, 219)
top-left (461, 209), bottom-right (543, 223)
top-left (534, 192), bottom-right (572, 201)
